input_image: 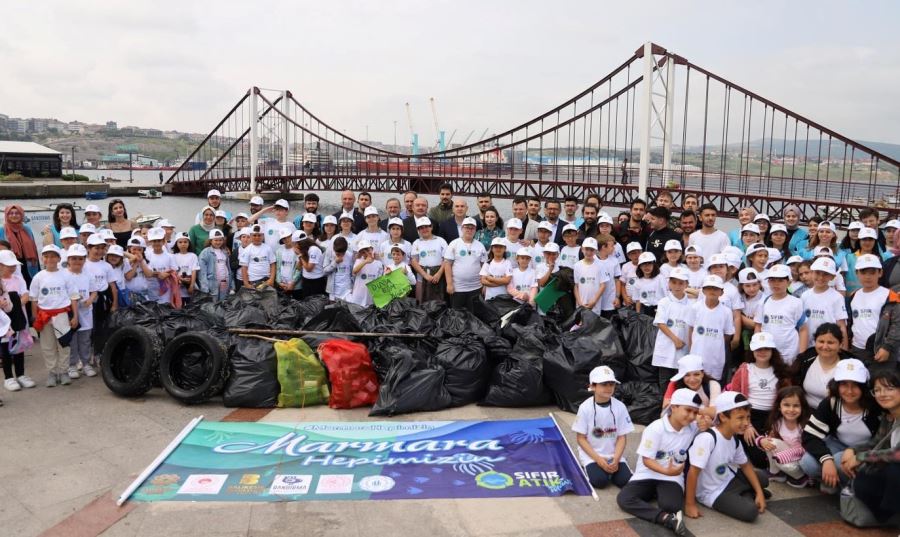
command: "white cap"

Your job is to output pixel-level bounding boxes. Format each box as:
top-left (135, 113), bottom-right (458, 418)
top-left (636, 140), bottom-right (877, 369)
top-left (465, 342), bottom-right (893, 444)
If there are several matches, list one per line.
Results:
top-left (323, 215), bottom-right (337, 226)
top-left (84, 204), bottom-right (101, 214)
top-left (714, 391), bottom-right (751, 413)
top-left (664, 240), bottom-right (683, 251)
top-left (235, 212), bottom-right (249, 221)
top-left (562, 223), bottom-right (578, 234)
top-left (300, 212), bottom-right (317, 224)
top-left (671, 354), bottom-right (705, 382)
top-left (209, 229), bottom-right (225, 240)
top-left (490, 237), bottom-right (507, 247)
top-left (745, 243), bottom-right (768, 257)
top-left (582, 237), bottom-right (599, 250)
top-left (707, 253), bottom-right (728, 267)
top-left (738, 267), bottom-right (761, 284)
top-left (59, 227), bottom-right (78, 240)
top-left (753, 213), bottom-right (771, 223)
top-left (883, 219), bottom-right (900, 230)
top-left (770, 223), bottom-right (787, 235)
top-left (817, 221), bottom-right (837, 233)
top-left (175, 231), bottom-right (190, 240)
top-left (626, 241), bottom-right (643, 254)
top-left (147, 227), bottom-right (166, 241)
top-left (236, 228), bottom-right (250, 239)
top-left (79, 223), bottom-right (96, 234)
top-left (274, 199), bottom-right (290, 210)
top-left (291, 230), bottom-right (307, 242)
top-left (726, 252), bottom-right (743, 268)
top-left (810, 257), bottom-right (837, 275)
top-left (66, 244), bottom-right (87, 257)
top-left (847, 221), bottom-right (864, 231)
top-left (767, 248), bottom-right (783, 264)
top-left (722, 245), bottom-right (744, 260)
top-left (41, 244), bottom-right (61, 256)
top-left (100, 228), bottom-right (116, 240)
top-left (589, 366), bottom-right (620, 384)
top-left (786, 255), bottom-right (804, 265)
top-left (127, 236), bottom-right (146, 248)
top-left (684, 244), bottom-right (702, 257)
top-left (859, 227), bottom-right (878, 240)
top-left (749, 331), bottom-right (777, 351)
top-left (214, 210), bottom-right (227, 219)
top-left (741, 223), bottom-right (761, 235)
top-left (355, 239), bottom-right (373, 251)
top-left (106, 244), bottom-right (125, 257)
top-left (155, 219), bottom-right (172, 228)
top-left (702, 274), bottom-right (725, 289)
top-left (516, 247), bottom-right (534, 258)
top-left (278, 228), bottom-right (293, 240)
top-left (669, 387), bottom-right (703, 408)
top-left (207, 189), bottom-right (222, 198)
top-left (537, 221), bottom-right (554, 232)
top-left (387, 217), bottom-right (403, 228)
top-left (415, 217), bottom-right (432, 228)
top-left (86, 234), bottom-right (105, 246)
top-left (597, 214), bottom-right (614, 225)
top-left (249, 224), bottom-right (264, 234)
top-left (506, 218), bottom-right (523, 229)
top-left (542, 242), bottom-right (560, 253)
top-left (855, 254), bottom-right (882, 270)
top-left (364, 206), bottom-right (379, 217)
top-left (461, 217), bottom-right (477, 227)
top-left (339, 211), bottom-right (354, 222)
top-left (813, 246), bottom-right (834, 257)
top-left (637, 252), bottom-right (657, 265)
top-left (668, 266), bottom-right (690, 281)
top-left (0, 251), bottom-right (21, 266)
top-left (766, 264), bottom-right (792, 279)
top-left (389, 242), bottom-right (409, 255)
top-left (833, 358), bottom-right (869, 384)
top-left (250, 195), bottom-right (264, 206)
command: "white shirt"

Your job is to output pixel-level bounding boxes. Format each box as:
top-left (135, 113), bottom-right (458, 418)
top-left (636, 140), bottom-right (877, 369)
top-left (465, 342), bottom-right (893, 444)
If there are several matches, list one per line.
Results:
top-left (571, 397), bottom-right (634, 466)
top-left (754, 294), bottom-right (806, 365)
top-left (721, 282), bottom-right (744, 311)
top-left (850, 286), bottom-right (890, 349)
top-left (302, 246), bottom-right (325, 279)
top-left (263, 220), bottom-right (296, 251)
top-left (532, 241), bottom-right (551, 266)
top-left (632, 275), bottom-right (666, 307)
top-left (574, 259), bottom-right (608, 314)
top-left (803, 358), bottom-right (836, 409)
top-left (358, 228), bottom-right (390, 259)
top-left (620, 262), bottom-right (639, 301)
top-left (276, 247), bottom-right (298, 285)
top-left (384, 261), bottom-right (416, 286)
top-left (509, 266), bottom-right (537, 303)
top-left (412, 237), bottom-right (448, 269)
top-left (660, 262), bottom-right (687, 286)
top-left (84, 258), bottom-right (114, 293)
top-left (443, 238), bottom-right (487, 293)
top-left (380, 240), bottom-right (412, 264)
top-left (479, 259), bottom-right (513, 300)
top-left (837, 409), bottom-right (872, 447)
top-left (145, 249), bottom-right (179, 303)
top-left (746, 364), bottom-right (778, 411)
top-left (558, 245), bottom-right (581, 269)
top-left (689, 229), bottom-right (730, 258)
top-left (632, 416), bottom-right (698, 485)
top-left (741, 292), bottom-right (764, 323)
top-left (653, 293), bottom-right (692, 369)
top-left (802, 287), bottom-right (848, 346)
top-left (348, 259), bottom-right (384, 306)
top-left (173, 252), bottom-right (200, 297)
top-left (686, 267), bottom-right (708, 301)
top-left (597, 256), bottom-right (621, 311)
top-left (688, 428), bottom-right (747, 507)
top-left (687, 300), bottom-right (735, 380)
top-left (502, 237), bottom-right (523, 259)
top-left (67, 270), bottom-right (96, 331)
top-left (328, 251), bottom-right (354, 300)
top-left (239, 243), bottom-right (276, 281)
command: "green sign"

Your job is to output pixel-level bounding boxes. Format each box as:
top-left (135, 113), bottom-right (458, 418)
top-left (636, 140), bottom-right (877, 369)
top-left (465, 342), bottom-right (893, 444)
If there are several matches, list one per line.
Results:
top-left (366, 268), bottom-right (412, 308)
top-left (535, 278), bottom-right (566, 313)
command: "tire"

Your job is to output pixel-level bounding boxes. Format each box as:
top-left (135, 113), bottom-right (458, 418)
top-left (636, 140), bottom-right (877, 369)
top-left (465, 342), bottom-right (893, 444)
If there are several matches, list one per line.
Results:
top-left (159, 332), bottom-right (229, 404)
top-left (101, 326), bottom-right (162, 397)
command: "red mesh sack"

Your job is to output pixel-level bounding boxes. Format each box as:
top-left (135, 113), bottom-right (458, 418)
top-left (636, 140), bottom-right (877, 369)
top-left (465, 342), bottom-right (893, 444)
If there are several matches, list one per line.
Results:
top-left (317, 340), bottom-right (380, 409)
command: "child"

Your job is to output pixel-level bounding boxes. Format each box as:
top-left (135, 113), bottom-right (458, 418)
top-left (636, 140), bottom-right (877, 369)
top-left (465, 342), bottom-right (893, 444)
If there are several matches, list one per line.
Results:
top-left (336, 212), bottom-right (357, 246)
top-left (536, 242), bottom-right (560, 289)
top-left (737, 268), bottom-right (764, 349)
top-left (410, 217), bottom-right (447, 304)
top-left (123, 237), bottom-right (153, 303)
top-left (274, 229), bottom-right (301, 298)
top-left (596, 233), bottom-right (622, 317)
top-left (502, 218), bottom-right (525, 259)
top-left (0, 250), bottom-right (34, 391)
top-left (532, 221), bottom-right (555, 266)
top-left (744, 243), bottom-right (769, 291)
top-left (558, 224), bottom-right (582, 270)
top-left (740, 223), bottom-right (761, 252)
top-left (574, 238), bottom-right (607, 315)
top-left (851, 254), bottom-right (893, 366)
top-left (662, 354), bottom-right (722, 427)
top-left (357, 207), bottom-right (389, 258)
top-left (348, 239), bottom-right (384, 307)
top-left (30, 245), bottom-right (79, 388)
top-left (198, 229), bottom-right (233, 301)
top-left (58, 227), bottom-right (78, 268)
top-left (323, 236), bottom-right (353, 301)
top-left (383, 244), bottom-right (416, 287)
top-left (298, 235), bottom-right (327, 298)
top-left (789, 259), bottom-right (812, 297)
top-left (620, 242), bottom-right (642, 307)
top-left (685, 392), bottom-right (769, 523)
top-left (85, 233), bottom-right (117, 355)
top-left (105, 245), bottom-right (129, 307)
top-left (659, 240), bottom-right (686, 285)
top-left (65, 244), bottom-right (97, 380)
top-left (616, 388), bottom-right (702, 534)
top-left (686, 275), bottom-right (735, 381)
top-left (572, 366), bottom-right (634, 489)
top-left (683, 245), bottom-right (706, 301)
top-left (507, 247), bottom-right (538, 306)
top-left (145, 227), bottom-right (179, 304)
top-left (632, 252), bottom-right (665, 317)
top-left (480, 238), bottom-right (512, 300)
top-left (318, 215), bottom-right (338, 252)
top-left (755, 386), bottom-right (811, 488)
top-left (172, 233), bottom-right (199, 303)
top-left (239, 224), bottom-right (276, 289)
top-left (653, 267), bottom-right (692, 389)
top-left (754, 264), bottom-right (808, 366)
top-left (801, 257), bottom-right (848, 349)
top-left (380, 218), bottom-right (411, 263)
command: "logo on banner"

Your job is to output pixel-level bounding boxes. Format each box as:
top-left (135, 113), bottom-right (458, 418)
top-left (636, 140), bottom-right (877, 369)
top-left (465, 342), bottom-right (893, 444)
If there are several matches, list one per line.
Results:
top-left (226, 473), bottom-right (265, 495)
top-left (269, 474), bottom-right (313, 495)
top-left (315, 474), bottom-right (354, 494)
top-left (177, 474), bottom-right (228, 495)
top-left (358, 475), bottom-right (396, 493)
top-left (476, 471), bottom-right (513, 490)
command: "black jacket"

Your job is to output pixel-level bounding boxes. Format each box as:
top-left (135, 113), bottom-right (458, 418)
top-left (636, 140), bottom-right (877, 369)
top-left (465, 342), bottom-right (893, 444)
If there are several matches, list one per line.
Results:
top-left (438, 217), bottom-right (464, 243)
top-left (644, 227), bottom-right (682, 262)
top-left (802, 396), bottom-right (882, 464)
top-left (401, 216), bottom-right (422, 244)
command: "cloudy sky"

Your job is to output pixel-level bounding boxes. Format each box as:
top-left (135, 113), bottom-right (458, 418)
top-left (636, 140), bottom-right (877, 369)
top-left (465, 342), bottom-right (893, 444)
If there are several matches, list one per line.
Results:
top-left (3, 1), bottom-right (899, 144)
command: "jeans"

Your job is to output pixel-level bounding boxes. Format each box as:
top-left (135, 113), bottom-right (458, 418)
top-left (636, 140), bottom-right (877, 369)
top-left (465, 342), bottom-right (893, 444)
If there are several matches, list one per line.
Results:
top-left (799, 436), bottom-right (850, 487)
top-left (69, 330), bottom-right (92, 367)
top-left (585, 460), bottom-right (632, 489)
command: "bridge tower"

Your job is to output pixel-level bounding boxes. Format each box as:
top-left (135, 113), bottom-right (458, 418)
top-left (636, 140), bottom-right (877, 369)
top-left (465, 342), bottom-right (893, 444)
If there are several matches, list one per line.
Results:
top-left (638, 42), bottom-right (678, 201)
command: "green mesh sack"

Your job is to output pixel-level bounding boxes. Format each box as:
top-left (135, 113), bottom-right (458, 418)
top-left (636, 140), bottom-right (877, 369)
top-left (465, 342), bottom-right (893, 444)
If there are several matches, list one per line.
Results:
top-left (275, 338), bottom-right (330, 407)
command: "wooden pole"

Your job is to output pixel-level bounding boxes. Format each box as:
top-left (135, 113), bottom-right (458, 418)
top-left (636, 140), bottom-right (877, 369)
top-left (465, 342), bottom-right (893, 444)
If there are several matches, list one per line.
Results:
top-left (227, 328), bottom-right (427, 339)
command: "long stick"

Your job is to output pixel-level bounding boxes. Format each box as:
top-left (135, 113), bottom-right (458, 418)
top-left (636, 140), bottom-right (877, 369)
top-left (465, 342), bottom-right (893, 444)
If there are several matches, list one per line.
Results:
top-left (116, 415), bottom-right (204, 506)
top-left (227, 328), bottom-right (427, 338)
top-left (549, 412), bottom-right (599, 502)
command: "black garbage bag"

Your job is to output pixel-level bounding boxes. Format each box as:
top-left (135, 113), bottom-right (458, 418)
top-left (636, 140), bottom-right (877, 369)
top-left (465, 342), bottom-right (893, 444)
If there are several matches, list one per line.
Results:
top-left (382, 299), bottom-right (435, 334)
top-left (158, 308), bottom-right (220, 344)
top-left (303, 304), bottom-right (361, 332)
top-left (223, 304), bottom-right (269, 328)
top-left (368, 338), bottom-right (420, 382)
top-left (294, 295), bottom-right (330, 326)
top-left (616, 308), bottom-right (658, 383)
top-left (486, 295), bottom-right (521, 318)
top-left (422, 300), bottom-right (494, 339)
top-left (560, 309), bottom-right (628, 382)
top-left (223, 336), bottom-right (279, 408)
top-left (483, 334), bottom-right (513, 366)
top-left (616, 381), bottom-right (662, 425)
top-left (369, 353), bottom-right (452, 416)
top-left (554, 266), bottom-right (575, 293)
top-left (471, 294), bottom-right (501, 329)
top-left (434, 335), bottom-right (490, 406)
top-left (499, 303), bottom-right (546, 342)
top-left (482, 324), bottom-right (554, 407)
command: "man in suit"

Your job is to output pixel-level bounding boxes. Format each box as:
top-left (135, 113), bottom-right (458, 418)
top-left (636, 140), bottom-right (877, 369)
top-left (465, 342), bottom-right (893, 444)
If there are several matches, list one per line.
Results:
top-left (331, 190), bottom-right (365, 233)
top-left (402, 197), bottom-right (429, 243)
top-left (438, 198), bottom-right (472, 243)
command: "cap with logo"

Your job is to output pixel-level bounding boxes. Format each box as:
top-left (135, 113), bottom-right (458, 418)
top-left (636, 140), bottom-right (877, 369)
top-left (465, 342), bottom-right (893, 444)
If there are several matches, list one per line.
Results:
top-left (387, 217), bottom-right (404, 228)
top-left (490, 237), bottom-right (507, 247)
top-left (207, 189), bottom-right (222, 198)
top-left (100, 229), bottom-right (116, 240)
top-left (714, 391), bottom-right (751, 413)
top-left (741, 223), bottom-right (761, 235)
top-left (589, 366), bottom-right (620, 384)
top-left (274, 199), bottom-right (290, 210)
top-left (364, 206), bottom-right (379, 217)
top-left (702, 274), bottom-right (725, 289)
top-left (581, 237), bottom-right (598, 250)
top-left (785, 255), bottom-right (804, 265)
top-left (664, 239), bottom-right (682, 251)
top-left (668, 266), bottom-right (690, 281)
top-left (563, 224), bottom-right (578, 234)
top-left (883, 219), bottom-right (900, 230)
top-left (0, 251), bottom-right (21, 266)
top-left (542, 242), bottom-right (560, 254)
top-left (859, 227), bottom-right (878, 240)
top-left (323, 215), bottom-right (337, 226)
top-left (86, 234), bottom-right (106, 246)
top-left (637, 252), bottom-right (657, 265)
top-left (855, 254), bottom-right (882, 271)
top-left (83, 205), bottom-right (101, 214)
top-left (278, 228), bottom-right (293, 240)
top-left (59, 227), bottom-right (78, 240)
top-left (766, 264), bottom-right (792, 279)
top-left (833, 358), bottom-right (869, 384)
top-left (147, 227), bottom-right (166, 241)
top-left (597, 214), bottom-right (614, 225)
top-left (355, 239), bottom-right (373, 251)
top-left (770, 223), bottom-right (787, 235)
top-left (506, 218), bottom-right (523, 229)
top-left (626, 242), bottom-right (643, 254)
top-left (41, 244), bottom-right (61, 256)
top-left (753, 213), bottom-right (771, 223)
top-left (67, 244), bottom-right (88, 257)
top-left (106, 245), bottom-right (125, 257)
top-left (537, 221), bottom-right (554, 232)
top-left (415, 217), bottom-right (432, 228)
top-left (339, 212), bottom-right (354, 222)
top-left (847, 221), bottom-right (864, 231)
top-left (462, 217), bottom-right (477, 227)
top-left (671, 354), bottom-right (705, 382)
top-left (250, 195), bottom-right (265, 206)
top-left (214, 210), bottom-right (227, 219)
top-left (707, 253), bottom-right (728, 267)
top-left (79, 223), bottom-right (97, 234)
top-left (810, 257), bottom-right (837, 275)
top-left (516, 247), bottom-right (534, 258)
top-left (749, 331), bottom-right (776, 351)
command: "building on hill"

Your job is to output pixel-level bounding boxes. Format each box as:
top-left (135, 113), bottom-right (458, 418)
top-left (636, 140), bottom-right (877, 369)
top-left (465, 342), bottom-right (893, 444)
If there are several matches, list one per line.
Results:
top-left (0, 141), bottom-right (62, 177)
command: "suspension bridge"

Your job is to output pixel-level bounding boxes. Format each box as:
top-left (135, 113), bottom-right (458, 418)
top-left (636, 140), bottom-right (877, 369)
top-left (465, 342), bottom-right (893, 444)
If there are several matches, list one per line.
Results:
top-left (166, 42), bottom-right (900, 223)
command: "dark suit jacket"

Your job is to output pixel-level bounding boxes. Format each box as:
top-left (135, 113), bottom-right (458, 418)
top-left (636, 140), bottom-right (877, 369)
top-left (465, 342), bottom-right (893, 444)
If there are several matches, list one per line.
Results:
top-left (438, 217), bottom-right (463, 243)
top-left (402, 215), bottom-right (423, 244)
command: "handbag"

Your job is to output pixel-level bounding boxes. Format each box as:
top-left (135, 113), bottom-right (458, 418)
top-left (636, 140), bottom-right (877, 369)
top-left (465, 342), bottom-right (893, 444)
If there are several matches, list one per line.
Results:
top-left (839, 432), bottom-right (892, 528)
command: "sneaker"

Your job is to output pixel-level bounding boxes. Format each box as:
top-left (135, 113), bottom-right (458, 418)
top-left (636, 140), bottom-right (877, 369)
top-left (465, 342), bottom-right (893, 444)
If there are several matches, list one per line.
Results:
top-left (4, 378), bottom-right (21, 392)
top-left (59, 374), bottom-right (71, 386)
top-left (660, 511), bottom-right (686, 536)
top-left (819, 483), bottom-right (839, 495)
top-left (17, 376), bottom-right (35, 389)
top-left (46, 374), bottom-right (58, 388)
top-left (82, 364), bottom-right (97, 377)
top-left (786, 475), bottom-right (809, 489)
top-left (767, 470), bottom-right (787, 483)
top-left (67, 367), bottom-right (80, 380)
top-left (763, 488), bottom-right (773, 500)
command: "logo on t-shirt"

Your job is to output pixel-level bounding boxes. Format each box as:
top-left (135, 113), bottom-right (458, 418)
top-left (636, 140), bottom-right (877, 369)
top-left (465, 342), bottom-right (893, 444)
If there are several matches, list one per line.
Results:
top-left (715, 464), bottom-right (728, 476)
top-left (666, 319), bottom-right (675, 327)
top-left (696, 326), bottom-right (705, 335)
top-left (580, 277), bottom-right (586, 284)
top-left (361, 274), bottom-right (367, 280)
top-left (459, 249), bottom-right (468, 257)
top-left (852, 309), bottom-right (860, 318)
top-left (628, 278), bottom-right (636, 286)
top-left (253, 257), bottom-right (260, 262)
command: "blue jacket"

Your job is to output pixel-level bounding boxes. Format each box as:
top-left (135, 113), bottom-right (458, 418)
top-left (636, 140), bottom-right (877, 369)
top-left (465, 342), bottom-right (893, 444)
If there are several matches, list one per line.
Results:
top-left (197, 247), bottom-right (234, 294)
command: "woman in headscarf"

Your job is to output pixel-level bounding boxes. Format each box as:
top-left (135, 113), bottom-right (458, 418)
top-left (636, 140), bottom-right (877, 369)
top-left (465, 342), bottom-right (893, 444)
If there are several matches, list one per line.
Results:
top-left (783, 204), bottom-right (808, 256)
top-left (0, 205), bottom-right (40, 285)
top-left (729, 206), bottom-right (757, 248)
top-left (188, 206), bottom-right (217, 256)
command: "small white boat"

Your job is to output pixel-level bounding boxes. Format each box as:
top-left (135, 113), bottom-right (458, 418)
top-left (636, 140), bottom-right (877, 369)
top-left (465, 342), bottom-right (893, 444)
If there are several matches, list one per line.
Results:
top-left (137, 189), bottom-right (163, 199)
top-left (134, 214), bottom-right (162, 226)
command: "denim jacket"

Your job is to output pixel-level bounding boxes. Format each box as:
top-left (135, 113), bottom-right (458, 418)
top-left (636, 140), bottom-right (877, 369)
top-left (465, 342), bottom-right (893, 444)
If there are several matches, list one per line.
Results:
top-left (198, 247), bottom-right (234, 294)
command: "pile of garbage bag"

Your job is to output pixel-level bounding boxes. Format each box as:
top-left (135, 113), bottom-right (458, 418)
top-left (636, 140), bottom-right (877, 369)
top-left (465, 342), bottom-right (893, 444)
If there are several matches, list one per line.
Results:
top-left (101, 289), bottom-right (663, 418)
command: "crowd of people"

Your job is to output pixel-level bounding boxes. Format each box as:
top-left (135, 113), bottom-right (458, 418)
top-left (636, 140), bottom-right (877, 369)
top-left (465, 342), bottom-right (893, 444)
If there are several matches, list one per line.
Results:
top-left (0, 184), bottom-right (898, 531)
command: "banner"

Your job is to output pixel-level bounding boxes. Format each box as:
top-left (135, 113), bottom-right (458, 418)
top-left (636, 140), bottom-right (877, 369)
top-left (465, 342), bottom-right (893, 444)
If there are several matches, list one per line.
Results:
top-left (131, 417), bottom-right (592, 502)
top-left (366, 268), bottom-right (412, 308)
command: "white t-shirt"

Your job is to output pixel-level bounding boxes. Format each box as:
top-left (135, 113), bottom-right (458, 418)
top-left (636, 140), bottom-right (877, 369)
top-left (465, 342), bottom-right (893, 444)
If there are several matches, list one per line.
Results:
top-left (501, 237), bottom-right (523, 260)
top-left (535, 261), bottom-right (560, 286)
top-left (302, 245), bottom-right (325, 279)
top-left (509, 266), bottom-right (537, 303)
top-left (754, 294), bottom-right (806, 365)
top-left (741, 293), bottom-right (764, 323)
top-left (850, 286), bottom-right (890, 349)
top-left (444, 239), bottom-right (487, 293)
top-left (67, 270), bottom-right (96, 331)
top-left (720, 282), bottom-right (744, 311)
top-left (620, 262), bottom-right (639, 301)
top-left (479, 259), bottom-right (513, 300)
top-left (653, 293), bottom-right (692, 369)
top-left (173, 252), bottom-right (200, 297)
top-left (802, 287), bottom-right (848, 346)
top-left (837, 409), bottom-right (872, 447)
top-left (384, 262), bottom-right (416, 286)
top-left (145, 249), bottom-right (179, 303)
top-left (689, 229), bottom-right (730, 258)
top-left (263, 220), bottom-right (296, 251)
top-left (571, 397), bottom-right (635, 467)
top-left (532, 241), bottom-right (551, 266)
top-left (686, 267), bottom-right (707, 294)
top-left (597, 256), bottom-right (621, 311)
top-left (412, 236), bottom-right (448, 269)
top-left (660, 262), bottom-right (687, 286)
top-left (358, 228), bottom-right (390, 259)
top-left (558, 245), bottom-right (581, 269)
top-left (106, 261), bottom-right (127, 290)
top-left (574, 259), bottom-right (608, 314)
top-left (380, 240), bottom-right (412, 264)
top-left (84, 259), bottom-right (114, 293)
top-left (276, 247), bottom-right (298, 285)
top-left (746, 364), bottom-right (778, 411)
top-left (239, 243), bottom-right (276, 282)
top-left (28, 270), bottom-right (78, 310)
top-left (688, 429), bottom-right (747, 507)
top-left (631, 416), bottom-right (698, 485)
top-left (803, 359), bottom-right (837, 409)
top-left (349, 260), bottom-right (384, 306)
top-left (125, 258), bottom-right (149, 293)
top-left (687, 301), bottom-right (735, 380)
top-left (613, 242), bottom-right (626, 265)
top-left (632, 275), bottom-right (666, 307)
top-left (327, 251), bottom-right (354, 300)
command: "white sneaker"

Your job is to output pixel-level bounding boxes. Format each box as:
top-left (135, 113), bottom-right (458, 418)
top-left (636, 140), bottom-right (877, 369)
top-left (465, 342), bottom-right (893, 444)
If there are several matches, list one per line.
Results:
top-left (16, 376), bottom-right (35, 389)
top-left (4, 378), bottom-right (21, 392)
top-left (83, 364), bottom-right (97, 377)
top-left (67, 367), bottom-right (80, 380)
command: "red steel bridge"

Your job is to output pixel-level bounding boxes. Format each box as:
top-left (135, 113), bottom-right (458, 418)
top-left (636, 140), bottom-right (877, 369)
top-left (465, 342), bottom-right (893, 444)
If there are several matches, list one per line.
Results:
top-left (167, 43), bottom-right (900, 223)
